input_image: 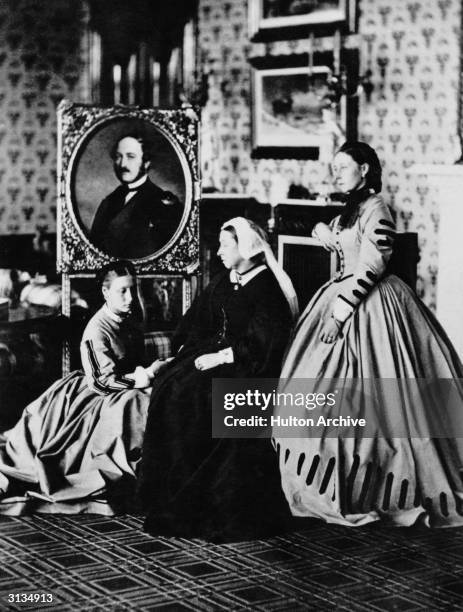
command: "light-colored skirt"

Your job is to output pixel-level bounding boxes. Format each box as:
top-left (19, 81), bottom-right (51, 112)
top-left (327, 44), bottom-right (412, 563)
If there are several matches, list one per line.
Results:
top-left (0, 371), bottom-right (150, 515)
top-left (274, 274), bottom-right (463, 527)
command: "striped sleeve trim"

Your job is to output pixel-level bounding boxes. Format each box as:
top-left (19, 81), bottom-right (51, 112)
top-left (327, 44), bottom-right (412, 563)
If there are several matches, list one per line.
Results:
top-left (374, 228), bottom-right (396, 237)
top-left (84, 340), bottom-right (135, 392)
top-left (378, 218), bottom-right (396, 229)
top-left (374, 221), bottom-right (396, 248)
top-left (337, 294), bottom-right (355, 309)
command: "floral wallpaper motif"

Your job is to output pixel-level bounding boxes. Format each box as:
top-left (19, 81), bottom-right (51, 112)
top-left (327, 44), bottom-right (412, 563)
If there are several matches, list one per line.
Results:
top-left (199, 0), bottom-right (461, 309)
top-left (0, 0), bottom-right (89, 236)
top-left (199, 0), bottom-right (340, 201)
top-left (0, 0), bottom-right (460, 310)
top-left (358, 0), bottom-right (460, 310)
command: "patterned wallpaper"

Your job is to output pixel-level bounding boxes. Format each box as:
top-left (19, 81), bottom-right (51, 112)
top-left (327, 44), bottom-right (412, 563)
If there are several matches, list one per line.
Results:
top-left (358, 0), bottom-right (461, 310)
top-left (0, 0), bottom-right (89, 236)
top-left (199, 0), bottom-right (339, 200)
top-left (198, 0), bottom-right (461, 309)
top-left (0, 0), bottom-right (460, 309)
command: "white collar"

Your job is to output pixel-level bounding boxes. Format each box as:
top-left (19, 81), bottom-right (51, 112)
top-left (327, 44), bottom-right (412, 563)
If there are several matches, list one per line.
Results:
top-left (126, 174), bottom-right (148, 191)
top-left (229, 264), bottom-right (266, 287)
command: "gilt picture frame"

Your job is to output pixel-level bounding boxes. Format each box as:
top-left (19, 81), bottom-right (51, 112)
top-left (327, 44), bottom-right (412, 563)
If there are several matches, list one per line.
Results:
top-left (57, 101), bottom-right (200, 274)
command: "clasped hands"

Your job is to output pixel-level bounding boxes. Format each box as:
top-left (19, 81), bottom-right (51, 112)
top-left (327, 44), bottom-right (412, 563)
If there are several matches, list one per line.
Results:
top-left (145, 357), bottom-right (174, 378)
top-left (125, 357), bottom-right (174, 388)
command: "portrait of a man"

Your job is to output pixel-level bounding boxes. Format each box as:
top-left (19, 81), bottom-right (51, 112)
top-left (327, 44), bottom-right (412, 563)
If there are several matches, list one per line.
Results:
top-left (72, 117), bottom-right (188, 260)
top-left (90, 134), bottom-right (183, 258)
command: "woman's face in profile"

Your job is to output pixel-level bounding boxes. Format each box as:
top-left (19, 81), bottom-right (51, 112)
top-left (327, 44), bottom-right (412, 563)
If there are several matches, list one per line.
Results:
top-left (102, 274), bottom-right (135, 316)
top-left (332, 152), bottom-right (366, 194)
top-left (217, 230), bottom-right (245, 270)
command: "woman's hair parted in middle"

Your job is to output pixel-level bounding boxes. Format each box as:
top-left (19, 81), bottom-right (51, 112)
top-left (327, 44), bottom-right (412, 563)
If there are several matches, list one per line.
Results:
top-left (97, 260), bottom-right (146, 323)
top-left (97, 260), bottom-right (137, 291)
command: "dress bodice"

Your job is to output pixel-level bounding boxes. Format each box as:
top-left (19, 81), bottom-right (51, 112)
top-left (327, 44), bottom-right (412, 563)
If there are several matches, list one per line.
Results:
top-left (323, 195), bottom-right (396, 320)
top-left (331, 195), bottom-right (394, 278)
top-left (80, 306), bottom-right (145, 394)
top-left (332, 223), bottom-right (361, 279)
top-left (172, 268), bottom-right (292, 378)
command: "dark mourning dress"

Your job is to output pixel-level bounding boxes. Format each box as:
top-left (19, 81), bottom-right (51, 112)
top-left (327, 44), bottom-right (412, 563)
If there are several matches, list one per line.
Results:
top-left (138, 268), bottom-right (292, 542)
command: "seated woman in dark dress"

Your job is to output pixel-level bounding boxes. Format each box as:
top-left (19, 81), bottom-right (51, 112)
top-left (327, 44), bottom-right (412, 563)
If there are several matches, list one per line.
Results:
top-left (138, 217), bottom-right (298, 542)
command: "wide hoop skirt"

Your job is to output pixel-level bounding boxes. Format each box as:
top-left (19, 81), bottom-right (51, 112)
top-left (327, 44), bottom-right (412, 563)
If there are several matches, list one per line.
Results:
top-left (0, 371), bottom-right (150, 514)
top-left (275, 274), bottom-right (463, 527)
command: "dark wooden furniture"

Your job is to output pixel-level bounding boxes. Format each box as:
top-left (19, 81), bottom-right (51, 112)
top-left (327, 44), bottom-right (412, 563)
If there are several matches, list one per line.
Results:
top-left (0, 306), bottom-right (67, 429)
top-left (278, 235), bottom-right (336, 312)
top-left (199, 197), bottom-right (419, 312)
top-left (275, 203), bottom-right (419, 310)
top-left (274, 201), bottom-right (344, 236)
top-left (0, 199), bottom-right (419, 416)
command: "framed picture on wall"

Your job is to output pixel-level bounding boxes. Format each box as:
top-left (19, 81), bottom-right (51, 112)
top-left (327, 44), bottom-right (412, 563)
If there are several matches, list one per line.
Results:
top-left (249, 0), bottom-right (358, 41)
top-left (251, 64), bottom-right (345, 160)
top-left (57, 101), bottom-right (200, 274)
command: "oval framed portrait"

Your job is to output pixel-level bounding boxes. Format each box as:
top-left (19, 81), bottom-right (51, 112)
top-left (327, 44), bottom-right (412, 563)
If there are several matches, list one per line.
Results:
top-left (57, 102), bottom-right (200, 273)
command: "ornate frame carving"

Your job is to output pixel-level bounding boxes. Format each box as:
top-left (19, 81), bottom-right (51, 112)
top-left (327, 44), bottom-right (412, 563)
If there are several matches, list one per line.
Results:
top-left (57, 101), bottom-right (200, 274)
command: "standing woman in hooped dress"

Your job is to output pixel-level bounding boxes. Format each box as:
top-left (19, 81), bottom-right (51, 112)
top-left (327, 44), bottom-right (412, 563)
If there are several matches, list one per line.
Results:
top-left (274, 141), bottom-right (463, 528)
top-left (139, 217), bottom-right (298, 542)
top-left (0, 260), bottom-right (166, 514)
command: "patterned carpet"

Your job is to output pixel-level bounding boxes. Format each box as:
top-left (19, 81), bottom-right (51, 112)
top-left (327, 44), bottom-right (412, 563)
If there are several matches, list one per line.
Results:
top-left (0, 515), bottom-right (463, 611)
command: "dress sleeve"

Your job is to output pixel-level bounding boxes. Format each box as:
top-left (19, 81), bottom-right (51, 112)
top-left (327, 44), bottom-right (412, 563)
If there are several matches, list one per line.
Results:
top-left (332, 198), bottom-right (396, 322)
top-left (171, 292), bottom-right (204, 353)
top-left (81, 331), bottom-right (150, 395)
top-left (171, 275), bottom-right (221, 353)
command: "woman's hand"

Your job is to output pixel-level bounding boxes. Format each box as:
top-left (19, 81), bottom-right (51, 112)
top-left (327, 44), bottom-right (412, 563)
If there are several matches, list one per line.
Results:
top-left (319, 317), bottom-right (342, 344)
top-left (146, 358), bottom-right (174, 378)
top-left (313, 223), bottom-right (336, 251)
top-left (195, 353), bottom-right (222, 371)
top-left (125, 366), bottom-right (152, 388)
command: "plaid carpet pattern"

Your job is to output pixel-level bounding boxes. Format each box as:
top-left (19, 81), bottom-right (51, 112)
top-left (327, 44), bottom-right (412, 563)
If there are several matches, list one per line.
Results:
top-left (0, 514), bottom-right (463, 611)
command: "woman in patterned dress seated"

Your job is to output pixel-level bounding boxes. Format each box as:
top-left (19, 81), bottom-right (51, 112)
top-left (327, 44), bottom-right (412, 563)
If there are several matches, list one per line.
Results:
top-left (0, 260), bottom-right (166, 514)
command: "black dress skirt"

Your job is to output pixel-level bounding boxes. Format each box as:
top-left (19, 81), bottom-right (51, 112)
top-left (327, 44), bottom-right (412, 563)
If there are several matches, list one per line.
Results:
top-left (138, 269), bottom-right (293, 542)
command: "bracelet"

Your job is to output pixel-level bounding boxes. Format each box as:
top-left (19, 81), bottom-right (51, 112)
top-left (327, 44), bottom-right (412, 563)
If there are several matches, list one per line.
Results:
top-left (330, 314), bottom-right (343, 330)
